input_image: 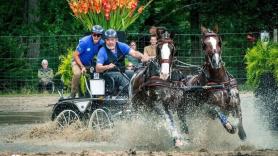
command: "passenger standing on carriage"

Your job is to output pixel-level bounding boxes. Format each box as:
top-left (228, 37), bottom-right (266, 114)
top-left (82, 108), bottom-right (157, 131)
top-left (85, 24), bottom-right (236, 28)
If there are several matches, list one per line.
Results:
top-left (69, 25), bottom-right (104, 98)
top-left (96, 29), bottom-right (149, 92)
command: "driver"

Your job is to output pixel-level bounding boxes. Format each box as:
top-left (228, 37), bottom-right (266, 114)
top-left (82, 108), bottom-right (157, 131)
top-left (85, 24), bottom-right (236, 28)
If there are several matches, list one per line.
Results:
top-left (70, 25), bottom-right (104, 98)
top-left (96, 29), bottom-right (149, 93)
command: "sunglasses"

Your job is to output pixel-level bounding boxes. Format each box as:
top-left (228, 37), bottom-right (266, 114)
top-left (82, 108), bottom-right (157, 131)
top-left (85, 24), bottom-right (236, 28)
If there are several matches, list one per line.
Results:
top-left (93, 34), bottom-right (102, 37)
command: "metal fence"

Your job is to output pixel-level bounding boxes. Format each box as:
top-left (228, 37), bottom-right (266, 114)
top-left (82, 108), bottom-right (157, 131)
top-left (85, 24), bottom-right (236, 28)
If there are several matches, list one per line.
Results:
top-left (0, 32), bottom-right (253, 93)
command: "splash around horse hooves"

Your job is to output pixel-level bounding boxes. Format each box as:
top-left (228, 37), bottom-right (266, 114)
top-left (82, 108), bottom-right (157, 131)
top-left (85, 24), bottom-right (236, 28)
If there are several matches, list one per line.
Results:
top-left (173, 138), bottom-right (190, 148)
top-left (223, 122), bottom-right (237, 134)
top-left (223, 123), bottom-right (247, 141)
top-left (238, 125), bottom-right (247, 141)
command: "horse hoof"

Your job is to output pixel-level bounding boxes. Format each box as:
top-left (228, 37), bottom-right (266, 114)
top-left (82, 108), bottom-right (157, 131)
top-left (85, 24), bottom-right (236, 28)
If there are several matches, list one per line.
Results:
top-left (238, 125), bottom-right (247, 140)
top-left (224, 122), bottom-right (237, 134)
top-left (174, 139), bottom-right (184, 147)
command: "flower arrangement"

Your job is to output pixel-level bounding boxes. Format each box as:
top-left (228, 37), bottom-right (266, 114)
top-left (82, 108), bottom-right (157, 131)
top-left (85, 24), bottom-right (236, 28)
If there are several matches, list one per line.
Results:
top-left (68, 0), bottom-right (153, 31)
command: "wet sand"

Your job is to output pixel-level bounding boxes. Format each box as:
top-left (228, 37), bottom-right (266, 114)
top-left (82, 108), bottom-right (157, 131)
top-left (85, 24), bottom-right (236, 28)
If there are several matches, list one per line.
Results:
top-left (0, 95), bottom-right (59, 112)
top-left (0, 93), bottom-right (277, 156)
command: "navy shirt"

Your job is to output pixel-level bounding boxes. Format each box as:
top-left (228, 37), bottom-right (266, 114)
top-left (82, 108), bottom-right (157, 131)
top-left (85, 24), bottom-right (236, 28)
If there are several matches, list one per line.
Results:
top-left (97, 42), bottom-right (130, 65)
top-left (76, 35), bottom-right (104, 66)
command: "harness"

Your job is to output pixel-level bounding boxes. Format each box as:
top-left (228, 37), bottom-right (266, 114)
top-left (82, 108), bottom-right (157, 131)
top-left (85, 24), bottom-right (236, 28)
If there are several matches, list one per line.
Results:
top-left (202, 32), bottom-right (222, 49)
top-left (104, 43), bottom-right (125, 72)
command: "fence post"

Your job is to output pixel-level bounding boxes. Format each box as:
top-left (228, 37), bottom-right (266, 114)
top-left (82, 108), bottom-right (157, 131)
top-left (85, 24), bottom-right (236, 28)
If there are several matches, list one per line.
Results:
top-left (274, 29), bottom-right (277, 43)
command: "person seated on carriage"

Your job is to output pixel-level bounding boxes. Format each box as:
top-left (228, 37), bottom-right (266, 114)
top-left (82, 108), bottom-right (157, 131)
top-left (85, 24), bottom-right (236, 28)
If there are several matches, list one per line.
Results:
top-left (96, 29), bottom-right (149, 94)
top-left (69, 25), bottom-right (105, 98)
top-left (38, 59), bottom-right (54, 93)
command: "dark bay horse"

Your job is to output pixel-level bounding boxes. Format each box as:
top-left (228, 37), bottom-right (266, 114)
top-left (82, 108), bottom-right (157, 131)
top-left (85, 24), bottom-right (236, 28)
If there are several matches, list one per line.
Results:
top-left (178, 26), bottom-right (247, 140)
top-left (129, 31), bottom-right (186, 147)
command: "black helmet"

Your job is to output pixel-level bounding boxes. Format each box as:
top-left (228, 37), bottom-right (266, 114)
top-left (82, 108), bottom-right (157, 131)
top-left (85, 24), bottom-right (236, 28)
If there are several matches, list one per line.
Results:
top-left (92, 25), bottom-right (104, 34)
top-left (104, 29), bottom-right (117, 39)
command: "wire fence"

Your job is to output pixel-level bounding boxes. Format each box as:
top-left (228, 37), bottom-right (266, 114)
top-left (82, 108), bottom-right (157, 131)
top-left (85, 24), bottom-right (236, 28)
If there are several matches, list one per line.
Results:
top-left (0, 32), bottom-right (255, 93)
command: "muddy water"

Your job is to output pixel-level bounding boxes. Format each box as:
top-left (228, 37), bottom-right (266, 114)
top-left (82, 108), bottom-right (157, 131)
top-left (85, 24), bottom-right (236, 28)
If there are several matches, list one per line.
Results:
top-left (0, 93), bottom-right (277, 155)
top-left (0, 111), bottom-right (50, 124)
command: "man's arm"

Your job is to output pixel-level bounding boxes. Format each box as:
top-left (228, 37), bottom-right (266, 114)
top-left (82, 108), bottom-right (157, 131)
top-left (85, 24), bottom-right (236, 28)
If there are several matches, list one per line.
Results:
top-left (38, 70), bottom-right (44, 79)
top-left (129, 49), bottom-right (149, 62)
top-left (47, 69), bottom-right (54, 79)
top-left (96, 63), bottom-right (115, 73)
top-left (73, 51), bottom-right (86, 73)
top-left (96, 49), bottom-right (115, 73)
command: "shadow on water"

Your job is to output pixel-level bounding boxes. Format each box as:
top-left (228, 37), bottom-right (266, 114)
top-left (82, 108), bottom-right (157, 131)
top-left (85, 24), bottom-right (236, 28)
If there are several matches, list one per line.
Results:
top-left (0, 111), bottom-right (51, 125)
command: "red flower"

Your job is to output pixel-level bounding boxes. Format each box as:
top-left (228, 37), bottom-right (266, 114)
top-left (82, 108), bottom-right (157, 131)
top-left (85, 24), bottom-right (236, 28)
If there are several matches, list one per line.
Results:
top-left (138, 6), bottom-right (144, 14)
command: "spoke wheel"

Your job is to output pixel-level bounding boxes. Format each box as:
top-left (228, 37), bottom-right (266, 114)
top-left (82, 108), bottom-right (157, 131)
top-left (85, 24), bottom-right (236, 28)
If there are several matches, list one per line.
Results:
top-left (88, 109), bottom-right (112, 131)
top-left (55, 109), bottom-right (81, 129)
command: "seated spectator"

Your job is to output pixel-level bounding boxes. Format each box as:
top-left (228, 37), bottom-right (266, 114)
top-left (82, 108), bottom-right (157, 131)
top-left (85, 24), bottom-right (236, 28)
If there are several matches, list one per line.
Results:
top-left (126, 40), bottom-right (140, 69)
top-left (138, 26), bottom-right (157, 50)
top-left (143, 35), bottom-right (157, 58)
top-left (38, 59), bottom-right (54, 93)
top-left (126, 62), bottom-right (134, 70)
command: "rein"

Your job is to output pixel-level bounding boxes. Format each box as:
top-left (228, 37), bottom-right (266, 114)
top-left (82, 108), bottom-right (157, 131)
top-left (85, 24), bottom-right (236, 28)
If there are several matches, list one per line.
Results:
top-left (201, 64), bottom-right (237, 91)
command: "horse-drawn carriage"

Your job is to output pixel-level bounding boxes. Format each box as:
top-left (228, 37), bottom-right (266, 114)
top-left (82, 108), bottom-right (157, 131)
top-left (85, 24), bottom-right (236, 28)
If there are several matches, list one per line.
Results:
top-left (51, 26), bottom-right (247, 147)
top-left (51, 68), bottom-right (133, 130)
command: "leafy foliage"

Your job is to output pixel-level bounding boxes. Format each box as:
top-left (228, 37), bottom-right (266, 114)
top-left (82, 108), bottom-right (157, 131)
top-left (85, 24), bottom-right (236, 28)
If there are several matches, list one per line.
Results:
top-left (0, 0), bottom-right (277, 93)
top-left (56, 49), bottom-right (87, 94)
top-left (80, 74), bottom-right (88, 96)
top-left (56, 49), bottom-right (73, 90)
top-left (0, 37), bottom-right (32, 91)
top-left (245, 41), bottom-right (278, 87)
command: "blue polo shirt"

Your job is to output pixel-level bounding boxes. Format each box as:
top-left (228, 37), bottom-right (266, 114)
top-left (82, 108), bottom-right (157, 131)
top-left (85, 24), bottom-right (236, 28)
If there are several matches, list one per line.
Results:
top-left (76, 35), bottom-right (104, 66)
top-left (97, 42), bottom-right (130, 65)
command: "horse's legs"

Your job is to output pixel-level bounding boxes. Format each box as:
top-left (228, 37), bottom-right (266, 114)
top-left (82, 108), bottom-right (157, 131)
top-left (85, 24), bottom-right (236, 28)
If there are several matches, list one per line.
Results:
top-left (230, 88), bottom-right (247, 140)
top-left (205, 104), bottom-right (237, 134)
top-left (235, 101), bottom-right (247, 140)
top-left (153, 101), bottom-right (183, 146)
top-left (177, 103), bottom-right (189, 134)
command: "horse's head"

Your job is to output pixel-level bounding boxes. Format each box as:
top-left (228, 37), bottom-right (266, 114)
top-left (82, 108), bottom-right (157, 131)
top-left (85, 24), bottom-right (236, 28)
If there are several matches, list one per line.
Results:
top-left (156, 30), bottom-right (175, 80)
top-left (201, 26), bottom-right (222, 69)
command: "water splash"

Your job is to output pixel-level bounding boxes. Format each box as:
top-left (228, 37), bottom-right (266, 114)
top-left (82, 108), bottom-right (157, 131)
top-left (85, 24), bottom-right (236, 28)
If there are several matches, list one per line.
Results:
top-left (0, 92), bottom-right (277, 153)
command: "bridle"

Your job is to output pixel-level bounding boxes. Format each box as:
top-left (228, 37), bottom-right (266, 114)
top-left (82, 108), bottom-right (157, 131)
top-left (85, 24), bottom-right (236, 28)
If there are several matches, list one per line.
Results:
top-left (202, 32), bottom-right (223, 69)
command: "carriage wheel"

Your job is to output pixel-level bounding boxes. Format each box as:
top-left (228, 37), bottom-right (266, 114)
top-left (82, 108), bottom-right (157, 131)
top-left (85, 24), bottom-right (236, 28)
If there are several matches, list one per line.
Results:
top-left (55, 109), bottom-right (81, 129)
top-left (88, 108), bottom-right (112, 131)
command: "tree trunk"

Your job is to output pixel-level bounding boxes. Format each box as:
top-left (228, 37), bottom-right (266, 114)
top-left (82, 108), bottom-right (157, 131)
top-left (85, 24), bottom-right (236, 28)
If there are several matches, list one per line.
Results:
top-left (27, 0), bottom-right (40, 58)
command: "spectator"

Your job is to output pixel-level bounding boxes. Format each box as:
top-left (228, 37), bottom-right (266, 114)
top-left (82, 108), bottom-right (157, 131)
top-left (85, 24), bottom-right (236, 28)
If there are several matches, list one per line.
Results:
top-left (138, 26), bottom-right (157, 50)
top-left (126, 40), bottom-right (140, 68)
top-left (143, 35), bottom-right (157, 58)
top-left (38, 59), bottom-right (54, 93)
top-left (149, 26), bottom-right (157, 36)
